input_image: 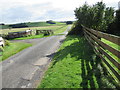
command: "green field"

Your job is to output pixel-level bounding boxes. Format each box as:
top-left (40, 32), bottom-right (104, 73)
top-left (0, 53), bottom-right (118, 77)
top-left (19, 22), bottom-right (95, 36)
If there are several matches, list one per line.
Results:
top-left (0, 25), bottom-right (67, 35)
top-left (0, 21), bottom-right (66, 29)
top-left (37, 35), bottom-right (117, 88)
top-left (1, 42), bottom-right (32, 61)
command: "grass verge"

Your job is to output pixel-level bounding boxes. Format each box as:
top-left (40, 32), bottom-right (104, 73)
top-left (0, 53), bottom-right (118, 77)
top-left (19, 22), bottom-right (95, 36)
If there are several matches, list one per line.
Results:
top-left (1, 42), bottom-right (32, 61)
top-left (12, 34), bottom-right (44, 40)
top-left (37, 35), bottom-right (117, 88)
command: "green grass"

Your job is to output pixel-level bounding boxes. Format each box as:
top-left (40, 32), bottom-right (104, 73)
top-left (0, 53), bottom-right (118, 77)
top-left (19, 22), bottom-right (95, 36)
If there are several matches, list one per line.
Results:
top-left (100, 38), bottom-right (120, 83)
top-left (101, 38), bottom-right (120, 69)
top-left (1, 42), bottom-right (32, 61)
top-left (101, 38), bottom-right (120, 51)
top-left (12, 34), bottom-right (44, 40)
top-left (37, 35), bottom-right (117, 88)
top-left (54, 25), bottom-right (69, 34)
top-left (25, 21), bottom-right (65, 27)
top-left (101, 38), bottom-right (120, 62)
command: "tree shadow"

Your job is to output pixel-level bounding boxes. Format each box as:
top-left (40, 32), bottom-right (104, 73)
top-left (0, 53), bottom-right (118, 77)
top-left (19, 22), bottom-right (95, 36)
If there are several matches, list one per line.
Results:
top-left (47, 35), bottom-right (117, 88)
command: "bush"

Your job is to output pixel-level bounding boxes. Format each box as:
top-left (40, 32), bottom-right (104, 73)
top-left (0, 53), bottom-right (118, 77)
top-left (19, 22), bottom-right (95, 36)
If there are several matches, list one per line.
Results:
top-left (0, 46), bottom-right (4, 52)
top-left (66, 21), bottom-right (73, 25)
top-left (46, 20), bottom-right (56, 24)
top-left (68, 21), bottom-right (84, 36)
top-left (0, 34), bottom-right (7, 38)
top-left (5, 40), bottom-right (10, 46)
top-left (107, 9), bottom-right (120, 36)
top-left (9, 23), bottom-right (28, 28)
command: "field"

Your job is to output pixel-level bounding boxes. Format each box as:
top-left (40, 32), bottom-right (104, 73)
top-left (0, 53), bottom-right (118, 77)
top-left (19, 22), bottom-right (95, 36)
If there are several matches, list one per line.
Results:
top-left (37, 35), bottom-right (118, 88)
top-left (0, 25), bottom-right (67, 34)
top-left (0, 21), bottom-right (66, 29)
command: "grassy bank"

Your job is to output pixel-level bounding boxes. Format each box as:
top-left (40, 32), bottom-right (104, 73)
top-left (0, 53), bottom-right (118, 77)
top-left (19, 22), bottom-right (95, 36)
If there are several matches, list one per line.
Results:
top-left (1, 42), bottom-right (32, 61)
top-left (37, 35), bottom-right (117, 88)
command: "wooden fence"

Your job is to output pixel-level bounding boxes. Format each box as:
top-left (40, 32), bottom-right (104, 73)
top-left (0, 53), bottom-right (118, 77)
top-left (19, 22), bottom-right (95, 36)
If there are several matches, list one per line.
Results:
top-left (82, 25), bottom-right (120, 84)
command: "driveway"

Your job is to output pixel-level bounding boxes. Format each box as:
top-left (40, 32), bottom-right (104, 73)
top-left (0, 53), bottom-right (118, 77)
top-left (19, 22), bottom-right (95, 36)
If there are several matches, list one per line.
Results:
top-left (0, 26), bottom-right (71, 88)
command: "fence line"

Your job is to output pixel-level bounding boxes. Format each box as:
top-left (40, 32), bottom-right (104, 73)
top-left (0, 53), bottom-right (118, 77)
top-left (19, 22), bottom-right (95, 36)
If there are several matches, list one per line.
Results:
top-left (82, 25), bottom-right (120, 83)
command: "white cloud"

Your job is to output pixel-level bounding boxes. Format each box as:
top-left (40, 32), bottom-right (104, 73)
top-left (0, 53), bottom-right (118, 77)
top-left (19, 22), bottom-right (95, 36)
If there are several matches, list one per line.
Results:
top-left (0, 0), bottom-right (119, 24)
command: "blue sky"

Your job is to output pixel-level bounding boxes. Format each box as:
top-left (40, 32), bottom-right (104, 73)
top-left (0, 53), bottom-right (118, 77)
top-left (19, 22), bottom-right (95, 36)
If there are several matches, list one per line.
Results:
top-left (0, 0), bottom-right (119, 24)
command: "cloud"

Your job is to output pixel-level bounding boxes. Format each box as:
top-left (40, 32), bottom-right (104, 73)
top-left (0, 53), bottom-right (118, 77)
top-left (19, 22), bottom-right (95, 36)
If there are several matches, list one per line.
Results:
top-left (0, 0), bottom-right (119, 24)
top-left (1, 6), bottom-right (32, 22)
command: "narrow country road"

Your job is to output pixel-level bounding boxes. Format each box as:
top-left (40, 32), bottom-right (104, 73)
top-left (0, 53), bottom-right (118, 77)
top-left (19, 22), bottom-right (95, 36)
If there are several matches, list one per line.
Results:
top-left (0, 26), bottom-right (71, 88)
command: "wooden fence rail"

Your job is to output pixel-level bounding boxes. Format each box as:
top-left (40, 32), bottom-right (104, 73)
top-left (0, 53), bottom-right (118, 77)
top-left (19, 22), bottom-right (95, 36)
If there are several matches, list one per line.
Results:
top-left (82, 25), bottom-right (120, 83)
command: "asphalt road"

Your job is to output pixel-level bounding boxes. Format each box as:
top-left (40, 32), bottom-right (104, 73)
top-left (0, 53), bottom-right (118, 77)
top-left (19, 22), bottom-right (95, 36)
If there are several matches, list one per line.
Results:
top-left (0, 26), bottom-right (71, 88)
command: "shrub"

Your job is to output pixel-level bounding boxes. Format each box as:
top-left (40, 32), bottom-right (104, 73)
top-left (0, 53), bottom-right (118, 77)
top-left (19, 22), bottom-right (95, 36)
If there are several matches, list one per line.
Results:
top-left (5, 40), bottom-right (10, 46)
top-left (0, 46), bottom-right (4, 52)
top-left (68, 21), bottom-right (84, 36)
top-left (46, 20), bottom-right (56, 24)
top-left (66, 21), bottom-right (73, 25)
top-left (0, 34), bottom-right (7, 38)
top-left (9, 23), bottom-right (28, 28)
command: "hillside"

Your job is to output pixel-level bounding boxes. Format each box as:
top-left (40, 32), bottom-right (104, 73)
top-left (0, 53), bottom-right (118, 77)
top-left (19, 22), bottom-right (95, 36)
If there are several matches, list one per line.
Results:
top-left (0, 21), bottom-right (66, 29)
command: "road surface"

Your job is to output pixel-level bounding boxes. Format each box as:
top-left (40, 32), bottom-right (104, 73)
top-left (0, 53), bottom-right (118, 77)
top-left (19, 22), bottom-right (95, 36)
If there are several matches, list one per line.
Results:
top-left (0, 26), bottom-right (71, 88)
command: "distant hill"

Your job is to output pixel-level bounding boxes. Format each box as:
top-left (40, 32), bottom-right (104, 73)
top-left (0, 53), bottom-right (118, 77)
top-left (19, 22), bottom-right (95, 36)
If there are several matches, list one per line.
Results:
top-left (0, 21), bottom-right (66, 29)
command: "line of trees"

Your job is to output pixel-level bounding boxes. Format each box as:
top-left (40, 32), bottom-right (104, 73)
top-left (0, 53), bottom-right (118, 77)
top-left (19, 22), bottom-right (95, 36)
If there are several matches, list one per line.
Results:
top-left (107, 9), bottom-right (120, 36)
top-left (70, 1), bottom-right (120, 36)
top-left (9, 23), bottom-right (28, 28)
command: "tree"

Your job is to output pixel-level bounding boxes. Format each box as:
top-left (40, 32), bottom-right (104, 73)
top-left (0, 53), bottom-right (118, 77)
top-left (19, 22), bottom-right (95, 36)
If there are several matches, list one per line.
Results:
top-left (107, 9), bottom-right (120, 36)
top-left (73, 1), bottom-right (114, 32)
top-left (9, 23), bottom-right (28, 28)
top-left (66, 21), bottom-right (73, 25)
top-left (46, 20), bottom-right (56, 24)
top-left (103, 7), bottom-right (115, 32)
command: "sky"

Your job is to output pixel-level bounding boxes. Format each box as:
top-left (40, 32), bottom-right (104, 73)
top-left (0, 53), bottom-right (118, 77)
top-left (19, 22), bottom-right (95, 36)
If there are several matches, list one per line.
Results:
top-left (0, 0), bottom-right (119, 24)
